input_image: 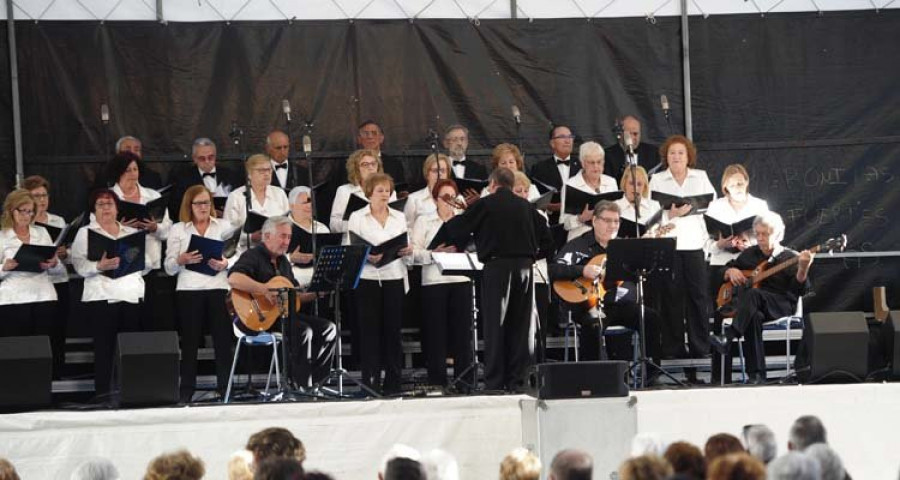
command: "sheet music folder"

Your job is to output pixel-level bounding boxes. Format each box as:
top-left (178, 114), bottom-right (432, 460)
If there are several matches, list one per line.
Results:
top-left (185, 234), bottom-right (224, 276)
top-left (651, 191), bottom-right (714, 214)
top-left (348, 231), bottom-right (409, 268)
top-left (87, 229), bottom-right (147, 278)
top-left (12, 244), bottom-right (58, 273)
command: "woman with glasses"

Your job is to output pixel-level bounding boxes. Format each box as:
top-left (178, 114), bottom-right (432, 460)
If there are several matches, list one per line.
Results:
top-left (559, 142), bottom-right (618, 242)
top-left (223, 154), bottom-right (291, 259)
top-left (481, 144), bottom-right (540, 201)
top-left (71, 189), bottom-right (150, 398)
top-left (403, 153), bottom-right (453, 230)
top-left (165, 185), bottom-right (232, 402)
top-left (329, 149), bottom-right (396, 233)
top-left (0, 189), bottom-right (62, 338)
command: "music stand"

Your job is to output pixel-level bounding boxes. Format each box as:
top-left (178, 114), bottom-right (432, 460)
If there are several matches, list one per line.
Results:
top-left (309, 244), bottom-right (380, 398)
top-left (606, 238), bottom-right (683, 388)
top-left (432, 252), bottom-right (484, 392)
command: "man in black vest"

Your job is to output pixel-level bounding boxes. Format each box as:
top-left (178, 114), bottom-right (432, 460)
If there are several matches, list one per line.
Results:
top-left (529, 125), bottom-right (581, 225)
top-left (604, 115), bottom-right (661, 180)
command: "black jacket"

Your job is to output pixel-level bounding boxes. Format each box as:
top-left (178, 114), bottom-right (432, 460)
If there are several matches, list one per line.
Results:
top-left (603, 142), bottom-right (660, 180)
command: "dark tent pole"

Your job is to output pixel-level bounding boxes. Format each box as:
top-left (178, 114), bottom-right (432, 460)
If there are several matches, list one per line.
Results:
top-left (680, 0), bottom-right (693, 140)
top-left (7, 0), bottom-right (24, 186)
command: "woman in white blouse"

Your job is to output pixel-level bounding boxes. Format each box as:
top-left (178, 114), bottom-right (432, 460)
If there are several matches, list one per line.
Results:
top-left (648, 135), bottom-right (717, 359)
top-left (165, 185), bottom-right (232, 402)
top-left (410, 178), bottom-right (473, 388)
top-left (560, 142), bottom-right (618, 241)
top-left (404, 153), bottom-right (452, 230)
top-left (106, 152), bottom-right (173, 330)
top-left (480, 144), bottom-right (540, 201)
top-left (615, 166), bottom-right (663, 233)
top-left (223, 154), bottom-right (291, 258)
top-left (24, 175), bottom-right (71, 376)
top-left (71, 189), bottom-right (150, 397)
top-left (346, 173), bottom-right (412, 395)
top-left (287, 186), bottom-right (329, 304)
top-left (330, 149), bottom-right (396, 233)
top-left (0, 189), bottom-right (62, 338)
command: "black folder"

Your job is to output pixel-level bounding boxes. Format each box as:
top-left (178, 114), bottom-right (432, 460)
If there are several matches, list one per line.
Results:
top-left (531, 191), bottom-right (554, 210)
top-left (617, 209), bottom-right (665, 239)
top-left (427, 216), bottom-right (472, 251)
top-left (349, 231), bottom-right (409, 268)
top-left (12, 244), bottom-right (58, 273)
top-left (185, 234), bottom-right (225, 276)
top-left (288, 226), bottom-right (343, 256)
top-left (563, 188), bottom-right (624, 215)
top-left (704, 215), bottom-right (757, 239)
top-left (242, 211), bottom-right (269, 234)
top-left (213, 196), bottom-right (228, 211)
top-left (87, 229), bottom-right (147, 278)
top-left (222, 227), bottom-right (242, 259)
top-left (117, 195), bottom-right (169, 223)
top-left (342, 194), bottom-right (408, 220)
top-left (36, 212), bottom-right (86, 247)
top-left (454, 178), bottom-right (489, 195)
top-left (651, 191), bottom-right (714, 214)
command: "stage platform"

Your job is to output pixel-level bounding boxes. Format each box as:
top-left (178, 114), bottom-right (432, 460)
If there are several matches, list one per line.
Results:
top-left (1, 382), bottom-right (898, 479)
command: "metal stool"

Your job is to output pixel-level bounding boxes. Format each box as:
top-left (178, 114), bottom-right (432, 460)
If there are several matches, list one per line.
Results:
top-left (224, 327), bottom-right (282, 403)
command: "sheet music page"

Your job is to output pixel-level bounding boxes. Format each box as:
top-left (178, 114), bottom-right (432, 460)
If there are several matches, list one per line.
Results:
top-left (431, 252), bottom-right (473, 273)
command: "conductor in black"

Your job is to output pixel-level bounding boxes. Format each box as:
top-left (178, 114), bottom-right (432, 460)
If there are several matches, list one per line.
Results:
top-left (449, 167), bottom-right (553, 392)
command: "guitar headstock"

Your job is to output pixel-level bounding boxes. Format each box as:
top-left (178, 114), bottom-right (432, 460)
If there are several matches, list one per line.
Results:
top-left (817, 234), bottom-right (847, 254)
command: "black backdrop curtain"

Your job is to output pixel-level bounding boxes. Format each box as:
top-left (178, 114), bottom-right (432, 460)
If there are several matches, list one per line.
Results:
top-left (1, 11), bottom-right (898, 311)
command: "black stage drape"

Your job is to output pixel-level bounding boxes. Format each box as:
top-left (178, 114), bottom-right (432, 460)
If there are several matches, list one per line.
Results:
top-left (0, 12), bottom-right (897, 312)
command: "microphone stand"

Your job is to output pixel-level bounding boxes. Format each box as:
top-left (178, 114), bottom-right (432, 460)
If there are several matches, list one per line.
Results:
top-left (283, 111), bottom-right (294, 190)
top-left (628, 147), bottom-right (641, 239)
top-left (304, 122), bottom-right (320, 317)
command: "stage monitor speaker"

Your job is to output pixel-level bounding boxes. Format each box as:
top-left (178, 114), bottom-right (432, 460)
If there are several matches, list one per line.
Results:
top-left (0, 336), bottom-right (52, 410)
top-left (806, 311), bottom-right (868, 382)
top-left (116, 331), bottom-right (180, 406)
top-left (534, 361), bottom-right (628, 399)
top-left (886, 311), bottom-right (900, 378)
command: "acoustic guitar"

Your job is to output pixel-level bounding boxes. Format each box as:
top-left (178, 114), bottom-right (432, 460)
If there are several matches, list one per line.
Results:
top-left (553, 254), bottom-right (608, 308)
top-left (716, 235), bottom-right (846, 316)
top-left (228, 276), bottom-right (301, 334)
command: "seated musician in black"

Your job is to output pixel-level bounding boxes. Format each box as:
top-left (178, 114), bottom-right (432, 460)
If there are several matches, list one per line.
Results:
top-left (549, 200), bottom-right (661, 365)
top-left (228, 216), bottom-right (336, 389)
top-left (709, 211), bottom-right (813, 384)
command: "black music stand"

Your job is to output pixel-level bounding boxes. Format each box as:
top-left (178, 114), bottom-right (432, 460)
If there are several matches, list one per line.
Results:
top-left (432, 252), bottom-right (484, 392)
top-left (309, 244), bottom-right (380, 398)
top-left (606, 238), bottom-right (683, 388)
top-left (267, 284), bottom-right (318, 402)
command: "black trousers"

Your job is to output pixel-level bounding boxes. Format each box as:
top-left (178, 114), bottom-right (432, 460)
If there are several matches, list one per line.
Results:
top-left (481, 258), bottom-right (534, 391)
top-left (86, 301), bottom-right (141, 398)
top-left (421, 282), bottom-right (474, 386)
top-left (175, 289), bottom-right (233, 400)
top-left (52, 282), bottom-right (70, 378)
top-left (573, 290), bottom-right (662, 363)
top-left (141, 271), bottom-right (176, 331)
top-left (659, 250), bottom-right (711, 357)
top-left (0, 301), bottom-right (55, 338)
top-left (731, 288), bottom-right (794, 376)
top-left (354, 279), bottom-right (405, 394)
top-left (534, 282), bottom-right (551, 363)
top-left (286, 311), bottom-right (336, 388)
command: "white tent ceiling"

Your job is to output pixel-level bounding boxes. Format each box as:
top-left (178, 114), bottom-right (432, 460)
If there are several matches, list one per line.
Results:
top-left (7, 0), bottom-right (899, 22)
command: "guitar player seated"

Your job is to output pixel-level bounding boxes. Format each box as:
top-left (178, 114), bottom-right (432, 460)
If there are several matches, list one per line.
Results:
top-left (228, 216), bottom-right (336, 389)
top-left (548, 200), bottom-right (662, 367)
top-left (709, 211), bottom-right (813, 385)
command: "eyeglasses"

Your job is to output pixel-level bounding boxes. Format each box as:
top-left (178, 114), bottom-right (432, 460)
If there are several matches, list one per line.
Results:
top-left (359, 130), bottom-right (381, 138)
top-left (596, 217), bottom-right (620, 225)
top-left (30, 193), bottom-right (49, 199)
top-left (195, 155), bottom-right (216, 162)
top-left (191, 200), bottom-right (212, 206)
top-left (15, 208), bottom-right (34, 216)
top-left (95, 201), bottom-right (116, 209)
top-left (445, 136), bottom-right (466, 142)
top-left (552, 134), bottom-right (576, 140)
top-left (359, 161), bottom-right (378, 169)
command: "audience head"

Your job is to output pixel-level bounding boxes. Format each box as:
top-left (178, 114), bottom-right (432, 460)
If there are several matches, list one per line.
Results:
top-left (499, 448), bottom-right (541, 480)
top-left (347, 149), bottom-right (382, 186)
top-left (143, 449), bottom-right (205, 480)
top-left (116, 135), bottom-right (143, 159)
top-left (659, 135), bottom-right (697, 170)
top-left (663, 441), bottom-right (705, 479)
top-left (0, 458), bottom-right (19, 480)
top-left (706, 453), bottom-right (766, 480)
top-left (742, 424), bottom-right (777, 464)
top-left (288, 185), bottom-right (312, 207)
top-left (254, 457), bottom-right (304, 480)
top-left (704, 433), bottom-right (744, 464)
top-left (617, 455), bottom-right (672, 480)
top-left (578, 141), bottom-right (605, 180)
top-left (421, 449), bottom-right (459, 480)
top-left (384, 457), bottom-right (427, 480)
top-left (303, 471), bottom-right (336, 480)
top-left (226, 450), bottom-right (254, 480)
top-left (246, 427), bottom-right (306, 466)
top-left (431, 178), bottom-right (459, 202)
top-left (70, 457), bottom-right (120, 480)
top-left (1, 189), bottom-right (35, 230)
top-left (488, 167), bottom-right (515, 192)
top-left (766, 451), bottom-right (821, 480)
top-left (804, 443), bottom-right (845, 480)
top-left (88, 188), bottom-right (119, 218)
top-left (720, 164), bottom-right (750, 199)
top-left (630, 432), bottom-right (667, 457)
top-left (788, 415), bottom-right (827, 451)
top-left (548, 448), bottom-right (592, 480)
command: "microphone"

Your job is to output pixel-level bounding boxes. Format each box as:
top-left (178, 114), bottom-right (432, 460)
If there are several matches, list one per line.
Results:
top-left (661, 94), bottom-right (670, 119)
top-left (281, 99), bottom-right (292, 123)
top-left (302, 135), bottom-right (312, 155)
top-left (100, 104), bottom-right (110, 124)
top-left (511, 105), bottom-right (521, 125)
top-left (229, 120), bottom-right (242, 146)
top-left (623, 127), bottom-right (636, 163)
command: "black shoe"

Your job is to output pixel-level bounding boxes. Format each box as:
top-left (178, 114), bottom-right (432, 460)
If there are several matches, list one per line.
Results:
top-left (748, 372), bottom-right (767, 385)
top-left (709, 334), bottom-right (731, 355)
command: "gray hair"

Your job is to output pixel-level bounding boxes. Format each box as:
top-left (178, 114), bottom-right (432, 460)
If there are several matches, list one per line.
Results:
top-left (804, 444), bottom-right (845, 480)
top-left (789, 415), bottom-right (827, 451)
top-left (753, 210), bottom-right (786, 244)
top-left (288, 186), bottom-right (311, 205)
top-left (767, 452), bottom-right (821, 480)
top-left (443, 124), bottom-right (469, 139)
top-left (578, 141), bottom-right (604, 161)
top-left (745, 425), bottom-right (778, 464)
top-left (261, 215), bottom-right (294, 237)
top-left (70, 458), bottom-right (120, 480)
top-left (114, 135), bottom-right (140, 152)
top-left (549, 449), bottom-right (593, 480)
top-left (191, 137), bottom-right (216, 156)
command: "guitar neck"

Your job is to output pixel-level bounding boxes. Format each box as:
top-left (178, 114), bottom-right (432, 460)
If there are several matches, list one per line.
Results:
top-left (753, 245), bottom-right (820, 283)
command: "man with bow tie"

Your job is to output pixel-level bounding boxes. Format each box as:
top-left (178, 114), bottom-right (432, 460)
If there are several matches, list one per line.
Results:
top-left (265, 130), bottom-right (311, 192)
top-left (445, 124), bottom-right (487, 180)
top-left (168, 138), bottom-right (240, 217)
top-left (528, 125), bottom-right (581, 225)
top-left (603, 115), bottom-right (661, 181)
